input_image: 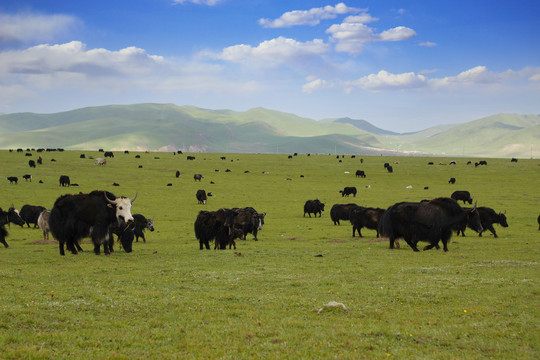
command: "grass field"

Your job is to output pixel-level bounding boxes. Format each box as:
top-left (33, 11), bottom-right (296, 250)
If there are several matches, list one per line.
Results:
top-left (1, 150), bottom-right (539, 359)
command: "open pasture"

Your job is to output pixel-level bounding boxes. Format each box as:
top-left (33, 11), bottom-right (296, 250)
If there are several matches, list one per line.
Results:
top-left (1, 150), bottom-right (539, 359)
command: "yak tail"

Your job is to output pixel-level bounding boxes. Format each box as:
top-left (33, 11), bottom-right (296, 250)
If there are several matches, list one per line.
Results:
top-left (378, 206), bottom-right (393, 239)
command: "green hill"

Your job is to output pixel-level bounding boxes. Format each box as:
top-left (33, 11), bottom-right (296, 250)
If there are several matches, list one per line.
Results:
top-left (0, 104), bottom-right (537, 157)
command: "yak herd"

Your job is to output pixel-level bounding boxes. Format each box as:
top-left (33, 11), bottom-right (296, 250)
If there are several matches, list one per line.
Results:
top-left (1, 150), bottom-right (534, 256)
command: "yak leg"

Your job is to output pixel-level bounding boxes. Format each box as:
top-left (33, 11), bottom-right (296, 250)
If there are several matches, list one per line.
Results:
top-left (486, 224), bottom-right (498, 238)
top-left (59, 241), bottom-right (65, 256)
top-left (0, 237), bottom-right (9, 248)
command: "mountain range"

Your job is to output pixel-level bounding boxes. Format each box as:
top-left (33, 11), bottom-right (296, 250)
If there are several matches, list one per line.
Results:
top-left (0, 103), bottom-right (538, 158)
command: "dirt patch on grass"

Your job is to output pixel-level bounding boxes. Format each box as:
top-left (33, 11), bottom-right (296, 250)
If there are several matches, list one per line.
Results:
top-left (329, 238), bottom-right (356, 243)
top-left (368, 237), bottom-right (387, 243)
top-left (30, 239), bottom-right (58, 245)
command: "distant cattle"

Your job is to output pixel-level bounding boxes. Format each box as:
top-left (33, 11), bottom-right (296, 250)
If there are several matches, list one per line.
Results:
top-left (330, 203), bottom-right (359, 225)
top-left (304, 200), bottom-right (325, 218)
top-left (187, 156), bottom-right (196, 160)
top-left (428, 162), bottom-right (434, 165)
top-left (49, 190), bottom-right (137, 256)
top-left (94, 158), bottom-right (107, 166)
top-left (37, 210), bottom-right (51, 241)
top-left (448, 177), bottom-right (456, 184)
top-left (349, 207), bottom-right (385, 237)
top-left (379, 198), bottom-right (482, 252)
top-left (451, 190), bottom-right (473, 204)
top-left (19, 204), bottom-right (47, 228)
top-left (384, 163), bottom-right (390, 168)
top-left (288, 155), bottom-right (293, 159)
top-left (80, 154), bottom-right (86, 158)
top-left (175, 170), bottom-right (180, 178)
top-left (386, 165), bottom-right (393, 173)
top-left (538, 214), bottom-right (540, 230)
top-left (7, 176), bottom-right (18, 184)
top-left (0, 207), bottom-right (25, 248)
top-left (511, 158), bottom-right (518, 163)
top-left (104, 151), bottom-right (114, 158)
top-left (28, 160), bottom-right (36, 168)
top-left (59, 175), bottom-right (70, 187)
top-left (132, 214), bottom-right (154, 243)
top-left (194, 174), bottom-right (203, 181)
top-left (194, 208), bottom-right (241, 250)
top-left (355, 170), bottom-right (366, 178)
top-left (221, 157), bottom-right (226, 160)
top-left (233, 207), bottom-right (266, 241)
top-left (339, 187), bottom-right (357, 197)
top-left (196, 190), bottom-right (207, 204)
top-left (456, 207), bottom-right (508, 238)
top-left (22, 174), bottom-right (32, 182)
top-left (135, 155), bottom-right (141, 159)
top-left (449, 161), bottom-right (457, 165)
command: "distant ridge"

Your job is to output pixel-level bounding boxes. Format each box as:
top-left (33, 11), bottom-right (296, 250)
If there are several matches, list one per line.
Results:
top-left (332, 117), bottom-right (401, 135)
top-left (0, 104), bottom-right (538, 157)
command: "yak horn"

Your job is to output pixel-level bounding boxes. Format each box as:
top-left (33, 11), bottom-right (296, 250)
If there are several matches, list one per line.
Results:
top-left (104, 192), bottom-right (115, 204)
top-left (131, 192), bottom-right (138, 203)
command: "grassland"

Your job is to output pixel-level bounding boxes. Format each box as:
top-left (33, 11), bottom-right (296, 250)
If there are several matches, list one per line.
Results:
top-left (0, 150), bottom-right (539, 359)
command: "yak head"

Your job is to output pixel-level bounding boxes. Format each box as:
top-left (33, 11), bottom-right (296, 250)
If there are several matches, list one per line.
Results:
top-left (147, 218), bottom-right (155, 232)
top-left (498, 211), bottom-right (509, 227)
top-left (466, 203), bottom-right (483, 233)
top-left (105, 192), bottom-right (137, 225)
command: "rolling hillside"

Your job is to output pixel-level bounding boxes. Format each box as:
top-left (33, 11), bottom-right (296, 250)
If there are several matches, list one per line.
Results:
top-left (0, 104), bottom-right (538, 157)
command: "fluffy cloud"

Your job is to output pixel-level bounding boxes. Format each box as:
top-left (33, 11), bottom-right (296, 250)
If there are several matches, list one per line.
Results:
top-left (215, 37), bottom-right (329, 65)
top-left (0, 12), bottom-right (78, 45)
top-left (0, 41), bottom-right (163, 80)
top-left (326, 16), bottom-right (416, 54)
top-left (259, 2), bottom-right (365, 28)
top-left (304, 66), bottom-right (540, 93)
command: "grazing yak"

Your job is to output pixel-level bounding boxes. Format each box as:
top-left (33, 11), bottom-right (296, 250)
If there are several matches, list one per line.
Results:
top-left (349, 207), bottom-right (385, 237)
top-left (330, 203), bottom-right (359, 225)
top-left (37, 210), bottom-right (51, 241)
top-left (456, 207), bottom-right (508, 238)
top-left (194, 174), bottom-right (203, 182)
top-left (195, 208), bottom-right (242, 250)
top-left (22, 174), bottom-right (32, 182)
top-left (108, 221), bottom-right (134, 253)
top-left (7, 176), bottom-right (18, 184)
top-left (448, 177), bottom-right (456, 184)
top-left (132, 214), bottom-right (154, 243)
top-left (339, 187), bottom-right (357, 197)
top-left (94, 158), bottom-right (107, 166)
top-left (451, 190), bottom-right (473, 204)
top-left (355, 170), bottom-right (366, 178)
top-left (0, 207), bottom-right (25, 248)
top-left (49, 190), bottom-right (137, 256)
top-left (196, 190), bottom-right (207, 204)
top-left (28, 160), bottom-right (36, 168)
top-left (19, 204), bottom-right (47, 228)
top-left (379, 198), bottom-right (482, 252)
top-left (59, 175), bottom-right (70, 187)
top-left (233, 207), bottom-right (266, 241)
top-left (304, 199), bottom-right (325, 218)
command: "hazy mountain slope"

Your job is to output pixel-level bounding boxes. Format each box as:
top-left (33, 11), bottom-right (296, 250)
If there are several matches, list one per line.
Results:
top-left (0, 105), bottom-right (537, 157)
top-left (392, 114), bottom-right (540, 157)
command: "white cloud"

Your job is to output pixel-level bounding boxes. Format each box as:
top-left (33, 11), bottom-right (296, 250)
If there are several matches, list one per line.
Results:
top-left (304, 66), bottom-right (540, 93)
top-left (326, 16), bottom-right (416, 54)
top-left (214, 37), bottom-right (329, 65)
top-left (259, 2), bottom-right (365, 28)
top-left (0, 12), bottom-right (78, 45)
top-left (0, 41), bottom-right (164, 81)
top-left (350, 70), bottom-right (427, 91)
top-left (302, 78), bottom-right (331, 93)
top-left (419, 41), bottom-right (437, 47)
top-left (171, 0), bottom-right (222, 5)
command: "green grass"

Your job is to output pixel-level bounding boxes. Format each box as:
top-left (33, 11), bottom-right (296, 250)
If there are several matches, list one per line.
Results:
top-left (0, 151), bottom-right (538, 359)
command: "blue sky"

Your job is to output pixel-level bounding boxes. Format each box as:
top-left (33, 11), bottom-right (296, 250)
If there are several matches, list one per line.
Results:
top-left (1, 0), bottom-right (539, 131)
